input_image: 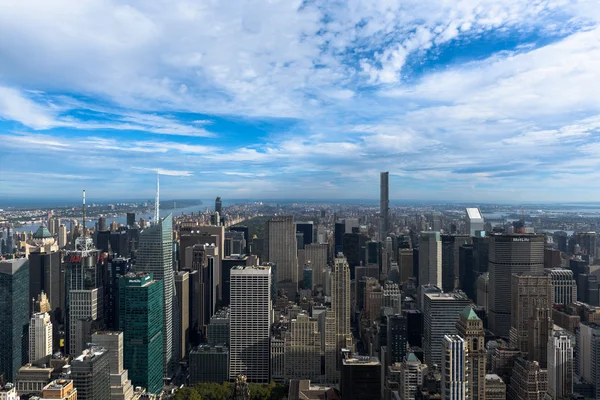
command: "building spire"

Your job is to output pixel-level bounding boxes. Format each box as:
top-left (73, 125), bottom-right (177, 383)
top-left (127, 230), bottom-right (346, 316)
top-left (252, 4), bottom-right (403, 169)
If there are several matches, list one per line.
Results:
top-left (155, 169), bottom-right (160, 224)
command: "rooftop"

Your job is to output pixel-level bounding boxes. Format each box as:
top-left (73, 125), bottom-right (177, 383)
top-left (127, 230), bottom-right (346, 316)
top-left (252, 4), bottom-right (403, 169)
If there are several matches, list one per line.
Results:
top-left (461, 306), bottom-right (480, 321)
top-left (466, 208), bottom-right (483, 220)
top-left (73, 346), bottom-right (106, 362)
top-left (33, 226), bottom-right (53, 239)
top-left (485, 374), bottom-right (504, 383)
top-left (44, 379), bottom-right (73, 391)
top-left (425, 291), bottom-right (470, 301)
top-left (343, 355), bottom-right (380, 366)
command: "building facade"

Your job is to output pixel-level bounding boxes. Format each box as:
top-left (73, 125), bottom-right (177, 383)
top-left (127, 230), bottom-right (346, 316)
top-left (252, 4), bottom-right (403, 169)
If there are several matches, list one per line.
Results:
top-left (488, 234), bottom-right (544, 337)
top-left (29, 312), bottom-right (53, 365)
top-left (229, 266), bottom-right (271, 383)
top-left (118, 272), bottom-right (164, 395)
top-left (423, 291), bottom-right (471, 367)
top-left (547, 328), bottom-right (574, 400)
top-left (456, 306), bottom-right (485, 400)
top-left (265, 216), bottom-right (299, 295)
top-left (441, 335), bottom-right (467, 400)
top-left (509, 272), bottom-right (552, 355)
top-left (0, 259), bottom-right (30, 382)
top-left (419, 232), bottom-right (441, 288)
top-left (135, 214), bottom-right (174, 375)
top-left (71, 346), bottom-right (110, 400)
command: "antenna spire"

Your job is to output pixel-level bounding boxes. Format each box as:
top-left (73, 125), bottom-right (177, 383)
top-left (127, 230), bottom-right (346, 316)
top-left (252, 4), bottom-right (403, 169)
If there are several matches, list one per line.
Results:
top-left (82, 189), bottom-right (86, 235)
top-left (155, 169), bottom-right (160, 224)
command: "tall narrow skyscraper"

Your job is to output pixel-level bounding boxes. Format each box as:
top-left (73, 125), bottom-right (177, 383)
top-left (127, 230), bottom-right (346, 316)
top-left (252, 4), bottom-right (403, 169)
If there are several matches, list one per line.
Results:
top-left (547, 328), bottom-right (574, 400)
top-left (488, 233), bottom-right (544, 337)
top-left (29, 312), bottom-right (53, 365)
top-left (457, 306), bottom-right (486, 400)
top-left (332, 255), bottom-right (352, 373)
top-left (441, 335), bottom-right (467, 400)
top-left (0, 259), bottom-right (30, 382)
top-left (136, 214), bottom-right (174, 375)
top-left (229, 266), bottom-right (271, 383)
top-left (419, 232), bottom-right (442, 288)
top-left (380, 171), bottom-right (389, 238)
top-left (265, 216), bottom-right (299, 295)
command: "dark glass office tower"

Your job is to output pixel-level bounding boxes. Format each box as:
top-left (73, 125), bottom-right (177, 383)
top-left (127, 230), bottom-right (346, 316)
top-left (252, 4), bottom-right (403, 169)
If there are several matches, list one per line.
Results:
top-left (28, 250), bottom-right (61, 313)
top-left (126, 212), bottom-right (136, 228)
top-left (119, 272), bottom-right (164, 394)
top-left (0, 259), bottom-right (30, 382)
top-left (295, 222), bottom-right (314, 246)
top-left (489, 234), bottom-right (544, 337)
top-left (135, 214), bottom-right (174, 375)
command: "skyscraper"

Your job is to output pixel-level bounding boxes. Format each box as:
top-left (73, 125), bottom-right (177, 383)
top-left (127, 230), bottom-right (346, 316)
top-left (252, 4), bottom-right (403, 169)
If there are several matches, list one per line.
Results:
top-left (488, 233), bottom-right (544, 337)
top-left (441, 335), bottom-right (467, 400)
top-left (423, 291), bottom-right (471, 367)
top-left (465, 208), bottom-right (484, 237)
top-left (118, 272), bottom-right (164, 395)
top-left (215, 197), bottom-right (222, 215)
top-left (380, 171), bottom-right (389, 238)
top-left (65, 193), bottom-right (104, 356)
top-left (399, 352), bottom-right (427, 400)
top-left (29, 312), bottom-right (52, 365)
top-left (509, 272), bottom-right (552, 354)
top-left (90, 331), bottom-right (135, 400)
top-left (332, 255), bottom-right (352, 372)
top-left (547, 328), bottom-right (574, 400)
top-left (71, 345), bottom-right (110, 400)
top-left (545, 268), bottom-right (577, 306)
top-left (265, 216), bottom-right (299, 295)
top-left (135, 214), bottom-right (174, 375)
top-left (174, 271), bottom-right (190, 360)
top-left (229, 266), bottom-right (271, 383)
top-left (0, 258), bottom-right (30, 382)
top-left (28, 226), bottom-right (61, 313)
top-left (284, 313), bottom-right (321, 382)
top-left (419, 232), bottom-right (441, 288)
top-left (441, 234), bottom-right (472, 292)
top-left (456, 306), bottom-right (485, 400)
top-left (506, 357), bottom-right (548, 400)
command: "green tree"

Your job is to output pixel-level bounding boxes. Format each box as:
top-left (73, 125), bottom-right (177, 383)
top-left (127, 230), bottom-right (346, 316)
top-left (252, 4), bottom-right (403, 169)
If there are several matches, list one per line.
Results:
top-left (194, 382), bottom-right (232, 400)
top-left (174, 387), bottom-right (202, 400)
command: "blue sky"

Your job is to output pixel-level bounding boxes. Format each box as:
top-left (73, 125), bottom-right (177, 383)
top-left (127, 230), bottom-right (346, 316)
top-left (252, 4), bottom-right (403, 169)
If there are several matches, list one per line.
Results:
top-left (1, 0), bottom-right (600, 202)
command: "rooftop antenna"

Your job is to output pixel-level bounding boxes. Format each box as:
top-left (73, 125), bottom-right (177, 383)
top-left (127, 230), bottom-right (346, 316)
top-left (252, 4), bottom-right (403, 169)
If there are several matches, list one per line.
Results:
top-left (82, 189), bottom-right (86, 235)
top-left (155, 169), bottom-right (160, 224)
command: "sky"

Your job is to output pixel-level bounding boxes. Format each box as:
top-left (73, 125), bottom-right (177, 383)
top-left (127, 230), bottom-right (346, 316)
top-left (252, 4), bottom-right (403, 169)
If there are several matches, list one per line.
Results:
top-left (1, 0), bottom-right (600, 203)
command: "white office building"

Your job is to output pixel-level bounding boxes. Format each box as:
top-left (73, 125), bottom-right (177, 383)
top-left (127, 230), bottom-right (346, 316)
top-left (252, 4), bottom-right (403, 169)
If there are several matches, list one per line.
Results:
top-left (229, 266), bottom-right (271, 383)
top-left (29, 312), bottom-right (52, 364)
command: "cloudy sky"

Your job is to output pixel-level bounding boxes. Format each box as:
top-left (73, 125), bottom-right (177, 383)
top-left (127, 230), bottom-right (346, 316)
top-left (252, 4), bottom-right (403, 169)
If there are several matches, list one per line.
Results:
top-left (1, 0), bottom-right (599, 202)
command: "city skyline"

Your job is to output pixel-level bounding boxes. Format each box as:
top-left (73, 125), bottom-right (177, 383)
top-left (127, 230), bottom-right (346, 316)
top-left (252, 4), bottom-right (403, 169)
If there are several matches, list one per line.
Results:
top-left (1, 1), bottom-right (600, 201)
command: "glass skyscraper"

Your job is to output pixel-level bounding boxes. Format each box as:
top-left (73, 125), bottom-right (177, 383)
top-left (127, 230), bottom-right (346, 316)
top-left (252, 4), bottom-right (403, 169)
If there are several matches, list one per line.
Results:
top-left (119, 272), bottom-right (164, 394)
top-left (0, 259), bottom-right (30, 382)
top-left (135, 214), bottom-right (174, 375)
